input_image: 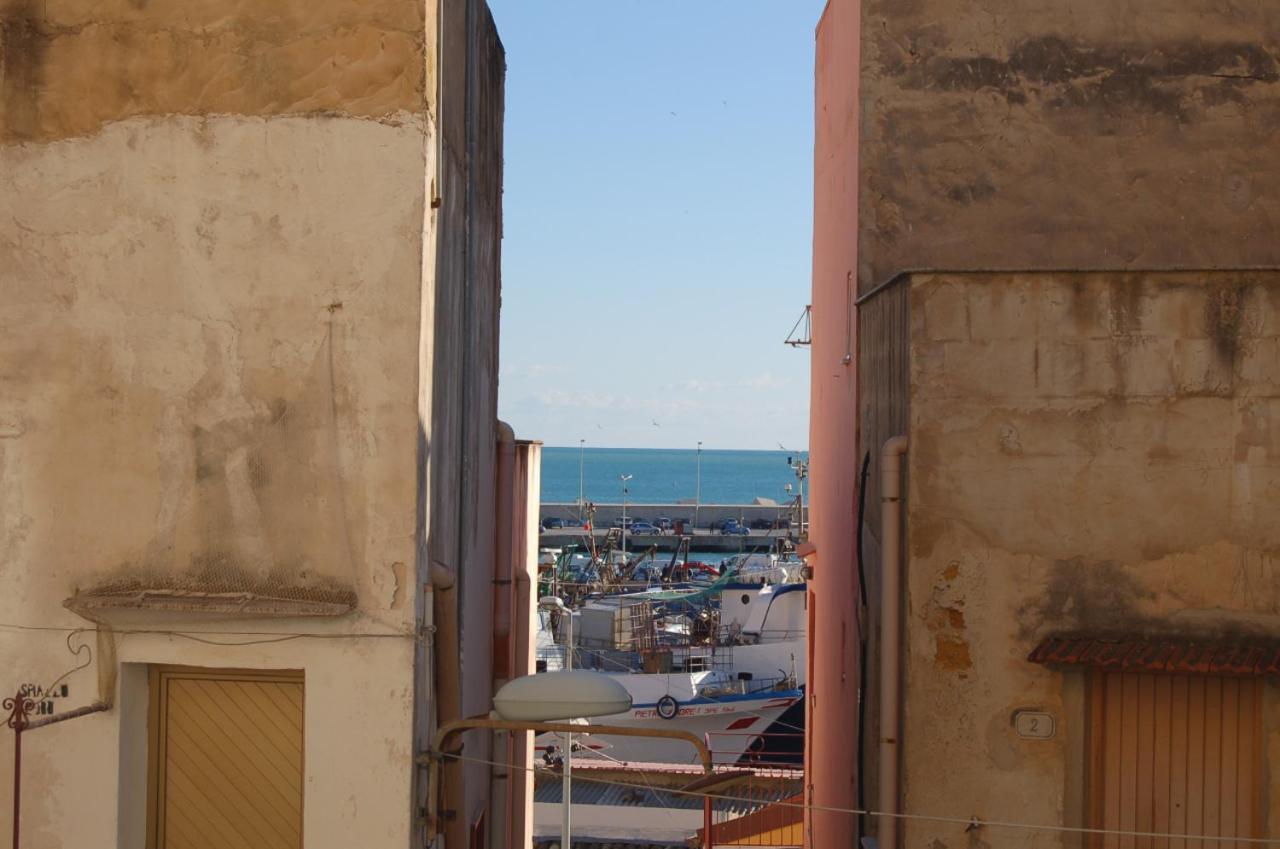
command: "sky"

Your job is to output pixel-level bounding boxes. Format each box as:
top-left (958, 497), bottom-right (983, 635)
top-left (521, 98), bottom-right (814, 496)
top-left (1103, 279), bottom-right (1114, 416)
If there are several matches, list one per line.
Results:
top-left (489, 0), bottom-right (825, 452)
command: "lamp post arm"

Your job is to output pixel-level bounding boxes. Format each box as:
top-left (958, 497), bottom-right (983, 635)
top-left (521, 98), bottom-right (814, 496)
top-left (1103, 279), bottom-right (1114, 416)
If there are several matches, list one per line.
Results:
top-left (419, 717), bottom-right (713, 842)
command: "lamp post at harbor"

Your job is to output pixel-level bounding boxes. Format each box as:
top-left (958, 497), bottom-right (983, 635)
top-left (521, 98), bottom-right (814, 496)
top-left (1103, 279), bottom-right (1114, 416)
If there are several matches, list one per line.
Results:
top-left (619, 474), bottom-right (632, 554)
top-left (578, 438), bottom-right (586, 522)
top-left (694, 441), bottom-right (703, 529)
top-left (539, 595), bottom-right (575, 849)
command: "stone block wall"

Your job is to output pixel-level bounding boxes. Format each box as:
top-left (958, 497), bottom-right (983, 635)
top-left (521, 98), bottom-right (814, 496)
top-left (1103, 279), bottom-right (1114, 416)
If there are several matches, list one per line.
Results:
top-left (893, 270), bottom-right (1280, 848)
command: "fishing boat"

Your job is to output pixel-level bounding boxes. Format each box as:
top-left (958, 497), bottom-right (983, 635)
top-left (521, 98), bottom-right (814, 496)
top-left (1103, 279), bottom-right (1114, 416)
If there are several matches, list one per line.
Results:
top-left (534, 572), bottom-right (806, 765)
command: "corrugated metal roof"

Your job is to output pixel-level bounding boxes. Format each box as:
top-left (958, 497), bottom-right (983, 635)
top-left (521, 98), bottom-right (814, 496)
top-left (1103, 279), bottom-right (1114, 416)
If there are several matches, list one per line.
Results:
top-left (1028, 636), bottom-right (1280, 677)
top-left (533, 841), bottom-right (679, 849)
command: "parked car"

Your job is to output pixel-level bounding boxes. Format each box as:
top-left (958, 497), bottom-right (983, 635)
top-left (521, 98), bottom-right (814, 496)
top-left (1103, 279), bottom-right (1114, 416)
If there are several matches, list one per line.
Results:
top-left (720, 519), bottom-right (751, 535)
top-left (749, 518), bottom-right (775, 530)
top-left (541, 517), bottom-right (566, 530)
top-left (611, 516), bottom-right (637, 529)
top-left (628, 521), bottom-right (660, 534)
top-left (654, 517), bottom-right (673, 532)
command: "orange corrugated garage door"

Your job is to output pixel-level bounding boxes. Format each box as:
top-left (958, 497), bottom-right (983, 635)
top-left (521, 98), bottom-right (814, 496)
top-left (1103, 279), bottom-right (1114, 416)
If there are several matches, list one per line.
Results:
top-left (1090, 672), bottom-right (1261, 849)
top-left (147, 666), bottom-right (304, 849)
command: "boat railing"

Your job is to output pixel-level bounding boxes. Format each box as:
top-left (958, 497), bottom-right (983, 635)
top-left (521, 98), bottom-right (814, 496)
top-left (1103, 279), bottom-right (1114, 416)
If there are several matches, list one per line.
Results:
top-left (549, 643), bottom-right (736, 676)
top-left (713, 625), bottom-right (806, 645)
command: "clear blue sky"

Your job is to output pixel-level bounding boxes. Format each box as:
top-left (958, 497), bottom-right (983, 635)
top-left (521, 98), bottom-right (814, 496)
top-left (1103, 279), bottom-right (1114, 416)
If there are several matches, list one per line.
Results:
top-left (490, 0), bottom-right (825, 451)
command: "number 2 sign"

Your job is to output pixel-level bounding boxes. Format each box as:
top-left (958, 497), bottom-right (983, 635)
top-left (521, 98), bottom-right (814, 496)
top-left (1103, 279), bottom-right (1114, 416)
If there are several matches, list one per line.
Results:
top-left (1014, 710), bottom-right (1055, 739)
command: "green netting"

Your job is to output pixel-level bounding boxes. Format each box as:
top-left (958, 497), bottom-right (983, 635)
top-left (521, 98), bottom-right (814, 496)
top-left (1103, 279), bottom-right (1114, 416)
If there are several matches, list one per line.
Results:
top-left (626, 568), bottom-right (740, 603)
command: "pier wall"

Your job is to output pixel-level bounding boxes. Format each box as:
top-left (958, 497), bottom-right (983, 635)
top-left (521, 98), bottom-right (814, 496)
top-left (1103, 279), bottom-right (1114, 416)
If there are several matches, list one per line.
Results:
top-left (539, 502), bottom-right (802, 529)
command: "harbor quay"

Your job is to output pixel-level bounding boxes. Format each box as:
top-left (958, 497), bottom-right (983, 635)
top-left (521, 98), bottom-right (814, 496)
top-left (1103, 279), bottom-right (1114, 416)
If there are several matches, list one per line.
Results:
top-left (538, 528), bottom-right (784, 552)
top-left (537, 502), bottom-right (804, 551)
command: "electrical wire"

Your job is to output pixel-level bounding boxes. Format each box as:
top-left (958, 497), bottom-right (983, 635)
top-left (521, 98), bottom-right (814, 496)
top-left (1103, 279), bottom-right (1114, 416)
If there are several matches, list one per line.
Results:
top-left (441, 748), bottom-right (1280, 846)
top-left (38, 629), bottom-right (93, 698)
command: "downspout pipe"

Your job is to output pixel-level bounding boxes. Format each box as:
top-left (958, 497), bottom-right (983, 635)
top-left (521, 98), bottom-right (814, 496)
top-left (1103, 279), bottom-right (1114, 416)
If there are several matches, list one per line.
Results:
top-left (490, 422), bottom-right (517, 848)
top-left (879, 436), bottom-right (908, 849)
top-left (510, 440), bottom-right (541, 849)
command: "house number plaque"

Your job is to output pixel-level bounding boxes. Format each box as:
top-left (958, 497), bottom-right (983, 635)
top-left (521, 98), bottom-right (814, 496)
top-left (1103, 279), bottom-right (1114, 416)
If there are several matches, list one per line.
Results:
top-left (1014, 710), bottom-right (1055, 739)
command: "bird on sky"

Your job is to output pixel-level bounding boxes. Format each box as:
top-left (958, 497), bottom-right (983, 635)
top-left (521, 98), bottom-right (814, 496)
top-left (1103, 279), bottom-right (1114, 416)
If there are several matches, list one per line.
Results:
top-left (652, 419), bottom-right (661, 427)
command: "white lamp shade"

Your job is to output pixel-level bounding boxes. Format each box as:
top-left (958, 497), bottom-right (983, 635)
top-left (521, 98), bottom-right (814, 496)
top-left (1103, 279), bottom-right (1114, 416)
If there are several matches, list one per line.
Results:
top-left (493, 670), bottom-right (632, 721)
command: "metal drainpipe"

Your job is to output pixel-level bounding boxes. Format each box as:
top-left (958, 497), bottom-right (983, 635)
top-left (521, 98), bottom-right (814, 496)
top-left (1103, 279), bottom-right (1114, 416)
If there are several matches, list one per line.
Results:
top-left (879, 436), bottom-right (908, 849)
top-left (491, 422), bottom-right (516, 849)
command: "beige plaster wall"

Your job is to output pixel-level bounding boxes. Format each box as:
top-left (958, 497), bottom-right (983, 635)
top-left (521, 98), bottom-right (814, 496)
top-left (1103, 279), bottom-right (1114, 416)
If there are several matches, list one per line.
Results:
top-left (900, 271), bottom-right (1280, 848)
top-left (0, 2), bottom-right (509, 846)
top-left (6, 633), bottom-right (416, 849)
top-left (0, 112), bottom-right (426, 626)
top-left (0, 110), bottom-right (429, 847)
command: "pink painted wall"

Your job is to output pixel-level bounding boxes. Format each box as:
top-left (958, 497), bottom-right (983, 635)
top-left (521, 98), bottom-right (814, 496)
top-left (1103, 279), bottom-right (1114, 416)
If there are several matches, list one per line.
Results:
top-left (806, 0), bottom-right (863, 846)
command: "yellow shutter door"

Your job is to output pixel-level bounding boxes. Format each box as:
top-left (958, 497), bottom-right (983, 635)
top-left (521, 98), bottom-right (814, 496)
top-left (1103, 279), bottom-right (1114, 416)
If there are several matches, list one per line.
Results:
top-left (148, 667), bottom-right (305, 849)
top-left (1091, 672), bottom-right (1261, 849)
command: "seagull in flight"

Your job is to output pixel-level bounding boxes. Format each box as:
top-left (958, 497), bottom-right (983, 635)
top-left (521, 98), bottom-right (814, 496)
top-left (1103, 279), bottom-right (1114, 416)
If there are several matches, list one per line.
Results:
top-left (652, 419), bottom-right (661, 427)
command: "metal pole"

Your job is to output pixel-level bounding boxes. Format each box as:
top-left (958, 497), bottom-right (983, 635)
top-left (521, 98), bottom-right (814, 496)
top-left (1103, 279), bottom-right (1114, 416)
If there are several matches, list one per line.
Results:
top-left (619, 474), bottom-right (631, 555)
top-left (578, 439), bottom-right (585, 522)
top-left (562, 613), bottom-right (573, 849)
top-left (11, 717), bottom-right (20, 849)
top-left (695, 442), bottom-right (702, 529)
top-left (6, 692), bottom-right (32, 849)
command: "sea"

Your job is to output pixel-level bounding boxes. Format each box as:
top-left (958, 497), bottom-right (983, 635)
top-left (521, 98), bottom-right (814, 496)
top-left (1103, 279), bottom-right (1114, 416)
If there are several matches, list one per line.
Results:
top-left (540, 446), bottom-right (808, 505)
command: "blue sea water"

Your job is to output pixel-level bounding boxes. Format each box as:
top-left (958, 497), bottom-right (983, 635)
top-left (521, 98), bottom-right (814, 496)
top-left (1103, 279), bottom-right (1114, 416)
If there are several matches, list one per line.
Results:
top-left (540, 446), bottom-right (808, 505)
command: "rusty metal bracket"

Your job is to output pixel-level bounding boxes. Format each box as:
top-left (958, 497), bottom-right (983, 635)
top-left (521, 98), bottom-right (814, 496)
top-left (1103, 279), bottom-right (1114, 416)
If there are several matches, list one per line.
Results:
top-left (6, 690), bottom-right (109, 849)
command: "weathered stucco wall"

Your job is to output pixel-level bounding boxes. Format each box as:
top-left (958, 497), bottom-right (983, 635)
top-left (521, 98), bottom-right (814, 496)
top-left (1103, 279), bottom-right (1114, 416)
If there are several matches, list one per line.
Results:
top-left (900, 271), bottom-right (1280, 848)
top-left (1, 113), bottom-right (426, 623)
top-left (0, 117), bottom-right (428, 846)
top-left (860, 2), bottom-right (1280, 289)
top-left (0, 0), bottom-right (428, 142)
top-left (0, 0), bottom-right (474, 844)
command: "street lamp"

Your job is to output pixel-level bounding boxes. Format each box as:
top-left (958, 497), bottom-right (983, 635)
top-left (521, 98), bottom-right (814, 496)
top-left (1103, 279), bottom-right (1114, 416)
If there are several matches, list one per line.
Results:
top-left (694, 442), bottom-right (703, 529)
top-left (537, 595), bottom-right (595, 849)
top-left (619, 474), bottom-right (633, 554)
top-left (578, 439), bottom-right (586, 522)
top-left (426, 687), bottom-right (711, 845)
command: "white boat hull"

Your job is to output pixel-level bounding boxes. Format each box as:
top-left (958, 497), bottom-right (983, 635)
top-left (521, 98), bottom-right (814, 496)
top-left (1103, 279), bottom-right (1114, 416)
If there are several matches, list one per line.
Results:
top-left (536, 677), bottom-right (801, 765)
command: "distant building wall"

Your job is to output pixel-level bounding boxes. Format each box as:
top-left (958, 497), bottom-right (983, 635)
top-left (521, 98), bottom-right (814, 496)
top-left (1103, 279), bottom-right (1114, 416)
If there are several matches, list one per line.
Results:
top-left (880, 270), bottom-right (1280, 848)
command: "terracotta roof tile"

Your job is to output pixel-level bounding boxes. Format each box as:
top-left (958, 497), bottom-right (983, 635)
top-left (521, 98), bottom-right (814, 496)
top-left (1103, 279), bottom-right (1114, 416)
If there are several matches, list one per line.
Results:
top-left (1029, 636), bottom-right (1280, 678)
